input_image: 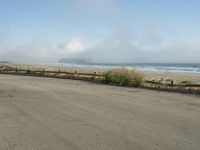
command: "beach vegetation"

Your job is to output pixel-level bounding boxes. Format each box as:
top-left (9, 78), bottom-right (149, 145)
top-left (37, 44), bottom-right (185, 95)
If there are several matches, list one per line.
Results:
top-left (104, 68), bottom-right (144, 87)
top-left (180, 80), bottom-right (193, 84)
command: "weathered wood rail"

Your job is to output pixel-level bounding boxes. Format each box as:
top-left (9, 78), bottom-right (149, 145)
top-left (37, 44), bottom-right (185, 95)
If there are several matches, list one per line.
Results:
top-left (0, 65), bottom-right (200, 90)
top-left (0, 66), bottom-right (104, 81)
top-left (145, 80), bottom-right (200, 87)
top-left (1, 68), bottom-right (102, 76)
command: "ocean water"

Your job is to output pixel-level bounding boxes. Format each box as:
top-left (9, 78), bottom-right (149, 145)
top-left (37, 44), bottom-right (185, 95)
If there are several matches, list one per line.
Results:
top-left (56, 63), bottom-right (200, 74)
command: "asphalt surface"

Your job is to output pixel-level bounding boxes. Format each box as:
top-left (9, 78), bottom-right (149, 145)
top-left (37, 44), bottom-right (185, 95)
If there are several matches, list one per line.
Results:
top-left (0, 74), bottom-right (200, 150)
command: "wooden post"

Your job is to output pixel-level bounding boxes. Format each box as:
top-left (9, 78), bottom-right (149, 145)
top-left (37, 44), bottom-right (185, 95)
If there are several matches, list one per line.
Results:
top-left (42, 68), bottom-right (45, 73)
top-left (15, 67), bottom-right (18, 73)
top-left (171, 80), bottom-right (174, 86)
top-left (58, 69), bottom-right (61, 74)
top-left (74, 70), bottom-right (77, 74)
top-left (94, 72), bottom-right (96, 76)
top-left (27, 68), bottom-right (30, 73)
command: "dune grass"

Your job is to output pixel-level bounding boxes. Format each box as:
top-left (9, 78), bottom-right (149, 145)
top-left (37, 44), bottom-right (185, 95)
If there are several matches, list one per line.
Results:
top-left (104, 68), bottom-right (144, 87)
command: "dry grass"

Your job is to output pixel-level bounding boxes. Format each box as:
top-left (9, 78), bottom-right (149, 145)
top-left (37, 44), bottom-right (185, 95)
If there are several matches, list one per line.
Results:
top-left (104, 68), bottom-right (144, 87)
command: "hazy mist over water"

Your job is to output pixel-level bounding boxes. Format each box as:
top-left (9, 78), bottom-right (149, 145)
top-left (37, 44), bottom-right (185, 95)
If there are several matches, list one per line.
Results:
top-left (0, 1), bottom-right (200, 64)
top-left (56, 63), bottom-right (200, 74)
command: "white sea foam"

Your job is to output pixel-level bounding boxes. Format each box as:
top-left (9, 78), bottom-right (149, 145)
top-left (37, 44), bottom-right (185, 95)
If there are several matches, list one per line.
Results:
top-left (56, 63), bottom-right (200, 74)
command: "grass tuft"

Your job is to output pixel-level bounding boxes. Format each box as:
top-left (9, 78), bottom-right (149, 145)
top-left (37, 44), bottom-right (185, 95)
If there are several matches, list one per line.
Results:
top-left (104, 68), bottom-right (144, 87)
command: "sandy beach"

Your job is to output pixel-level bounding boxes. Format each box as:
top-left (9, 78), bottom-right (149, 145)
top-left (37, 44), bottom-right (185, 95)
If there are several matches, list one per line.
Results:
top-left (0, 74), bottom-right (200, 150)
top-left (143, 71), bottom-right (200, 83)
top-left (4, 64), bottom-right (200, 83)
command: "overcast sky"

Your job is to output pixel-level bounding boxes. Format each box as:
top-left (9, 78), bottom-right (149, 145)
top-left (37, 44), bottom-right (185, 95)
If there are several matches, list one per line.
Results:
top-left (0, 0), bottom-right (200, 63)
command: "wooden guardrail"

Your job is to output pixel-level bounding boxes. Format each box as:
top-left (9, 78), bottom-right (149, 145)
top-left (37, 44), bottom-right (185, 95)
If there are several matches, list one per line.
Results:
top-left (145, 80), bottom-right (200, 87)
top-left (0, 66), bottom-right (104, 79)
top-left (0, 65), bottom-right (200, 88)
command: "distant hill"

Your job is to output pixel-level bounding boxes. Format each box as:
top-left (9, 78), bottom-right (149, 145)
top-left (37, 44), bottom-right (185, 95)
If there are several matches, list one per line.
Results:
top-left (0, 61), bottom-right (11, 64)
top-left (58, 58), bottom-right (92, 64)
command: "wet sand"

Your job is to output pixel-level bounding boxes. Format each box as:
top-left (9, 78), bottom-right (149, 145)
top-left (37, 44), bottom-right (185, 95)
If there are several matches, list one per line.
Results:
top-left (0, 74), bottom-right (200, 150)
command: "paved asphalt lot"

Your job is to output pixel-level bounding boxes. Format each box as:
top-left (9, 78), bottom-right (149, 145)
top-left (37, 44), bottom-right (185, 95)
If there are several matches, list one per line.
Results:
top-left (0, 74), bottom-right (200, 150)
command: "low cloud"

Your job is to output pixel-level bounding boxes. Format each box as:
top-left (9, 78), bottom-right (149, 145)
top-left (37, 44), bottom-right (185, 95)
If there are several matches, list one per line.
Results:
top-left (0, 36), bottom-right (87, 63)
top-left (70, 28), bottom-right (200, 63)
top-left (61, 37), bottom-right (86, 54)
top-left (0, 41), bottom-right (55, 63)
top-left (0, 26), bottom-right (200, 63)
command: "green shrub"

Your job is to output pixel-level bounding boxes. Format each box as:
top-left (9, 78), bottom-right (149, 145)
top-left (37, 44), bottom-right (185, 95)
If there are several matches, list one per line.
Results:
top-left (180, 80), bottom-right (192, 84)
top-left (103, 68), bottom-right (144, 87)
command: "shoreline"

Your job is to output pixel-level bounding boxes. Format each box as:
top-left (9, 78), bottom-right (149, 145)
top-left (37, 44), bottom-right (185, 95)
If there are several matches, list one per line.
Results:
top-left (140, 71), bottom-right (200, 83)
top-left (3, 63), bottom-right (200, 83)
top-left (0, 64), bottom-right (200, 95)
